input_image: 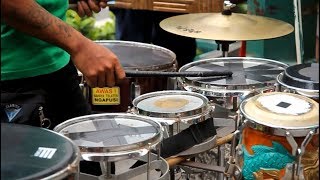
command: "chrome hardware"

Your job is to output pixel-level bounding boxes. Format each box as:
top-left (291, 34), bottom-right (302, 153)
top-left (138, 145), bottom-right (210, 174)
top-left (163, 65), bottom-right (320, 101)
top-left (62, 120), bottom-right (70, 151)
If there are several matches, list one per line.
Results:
top-left (39, 106), bottom-right (51, 128)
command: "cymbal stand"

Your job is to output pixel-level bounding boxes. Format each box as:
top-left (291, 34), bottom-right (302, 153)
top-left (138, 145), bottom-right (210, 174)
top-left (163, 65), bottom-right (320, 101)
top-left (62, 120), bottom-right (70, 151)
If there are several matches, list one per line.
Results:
top-left (216, 40), bottom-right (236, 57)
top-left (215, 1), bottom-right (236, 58)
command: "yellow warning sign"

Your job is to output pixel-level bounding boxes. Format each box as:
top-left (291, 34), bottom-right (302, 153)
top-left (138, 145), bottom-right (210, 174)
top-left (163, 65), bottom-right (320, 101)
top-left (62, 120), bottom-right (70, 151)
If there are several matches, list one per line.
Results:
top-left (92, 87), bottom-right (120, 105)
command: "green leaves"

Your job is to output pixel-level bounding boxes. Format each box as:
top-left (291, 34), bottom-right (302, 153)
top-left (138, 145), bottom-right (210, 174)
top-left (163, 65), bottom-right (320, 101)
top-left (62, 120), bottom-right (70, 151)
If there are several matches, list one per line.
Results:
top-left (65, 9), bottom-right (116, 40)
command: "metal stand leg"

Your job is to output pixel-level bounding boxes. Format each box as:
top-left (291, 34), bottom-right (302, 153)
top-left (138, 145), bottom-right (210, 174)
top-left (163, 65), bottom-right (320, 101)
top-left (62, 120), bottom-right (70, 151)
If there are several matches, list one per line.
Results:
top-left (100, 161), bottom-right (112, 179)
top-left (284, 130), bottom-right (316, 179)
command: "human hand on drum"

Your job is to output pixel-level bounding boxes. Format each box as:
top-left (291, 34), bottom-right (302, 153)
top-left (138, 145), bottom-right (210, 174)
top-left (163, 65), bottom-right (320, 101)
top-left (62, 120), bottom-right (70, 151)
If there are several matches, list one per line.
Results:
top-left (70, 39), bottom-right (126, 88)
top-left (70, 0), bottom-right (108, 17)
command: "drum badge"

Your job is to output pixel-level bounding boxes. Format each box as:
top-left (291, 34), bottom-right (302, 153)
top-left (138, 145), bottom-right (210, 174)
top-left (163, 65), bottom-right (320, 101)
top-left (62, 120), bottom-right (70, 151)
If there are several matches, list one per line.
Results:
top-left (4, 104), bottom-right (21, 122)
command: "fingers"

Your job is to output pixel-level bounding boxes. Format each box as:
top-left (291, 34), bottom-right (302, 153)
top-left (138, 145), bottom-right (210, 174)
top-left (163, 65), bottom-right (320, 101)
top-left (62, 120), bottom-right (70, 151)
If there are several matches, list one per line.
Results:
top-left (76, 1), bottom-right (85, 17)
top-left (88, 0), bottom-right (101, 13)
top-left (99, 1), bottom-right (108, 8)
top-left (97, 70), bottom-right (106, 88)
top-left (105, 69), bottom-right (116, 87)
top-left (79, 0), bottom-right (93, 17)
top-left (114, 62), bottom-right (126, 84)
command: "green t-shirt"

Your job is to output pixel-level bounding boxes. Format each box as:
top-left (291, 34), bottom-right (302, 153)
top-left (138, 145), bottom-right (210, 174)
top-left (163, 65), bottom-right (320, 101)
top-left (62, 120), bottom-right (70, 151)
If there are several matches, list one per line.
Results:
top-left (1, 0), bottom-right (70, 80)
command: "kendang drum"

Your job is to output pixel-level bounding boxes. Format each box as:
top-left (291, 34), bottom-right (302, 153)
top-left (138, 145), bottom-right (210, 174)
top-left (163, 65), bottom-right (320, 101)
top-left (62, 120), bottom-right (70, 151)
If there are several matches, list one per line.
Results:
top-left (237, 92), bottom-right (319, 180)
top-left (277, 63), bottom-right (319, 101)
top-left (1, 123), bottom-right (81, 180)
top-left (178, 57), bottom-right (289, 110)
top-left (86, 40), bottom-right (177, 112)
top-left (54, 113), bottom-right (169, 180)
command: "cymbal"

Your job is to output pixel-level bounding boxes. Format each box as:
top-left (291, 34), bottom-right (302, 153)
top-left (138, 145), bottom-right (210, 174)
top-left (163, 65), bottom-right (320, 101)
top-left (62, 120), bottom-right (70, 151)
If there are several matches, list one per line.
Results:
top-left (160, 13), bottom-right (294, 41)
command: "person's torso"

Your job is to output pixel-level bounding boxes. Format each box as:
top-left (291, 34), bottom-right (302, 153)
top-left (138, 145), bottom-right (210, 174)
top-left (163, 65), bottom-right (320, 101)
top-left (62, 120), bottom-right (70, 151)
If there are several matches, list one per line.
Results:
top-left (1, 0), bottom-right (70, 80)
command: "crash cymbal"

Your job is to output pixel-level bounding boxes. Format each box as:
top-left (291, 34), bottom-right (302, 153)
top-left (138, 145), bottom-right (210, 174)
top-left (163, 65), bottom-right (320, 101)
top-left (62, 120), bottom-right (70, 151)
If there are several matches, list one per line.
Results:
top-left (160, 13), bottom-right (294, 41)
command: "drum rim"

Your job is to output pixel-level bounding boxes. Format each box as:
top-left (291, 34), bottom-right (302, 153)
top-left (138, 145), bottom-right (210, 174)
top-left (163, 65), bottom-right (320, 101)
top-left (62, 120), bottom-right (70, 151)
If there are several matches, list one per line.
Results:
top-left (284, 63), bottom-right (319, 83)
top-left (132, 90), bottom-right (212, 119)
top-left (239, 93), bottom-right (319, 132)
top-left (1, 123), bottom-right (81, 180)
top-left (95, 40), bottom-right (177, 71)
top-left (277, 73), bottom-right (319, 97)
top-left (178, 57), bottom-right (289, 92)
top-left (53, 113), bottom-right (163, 155)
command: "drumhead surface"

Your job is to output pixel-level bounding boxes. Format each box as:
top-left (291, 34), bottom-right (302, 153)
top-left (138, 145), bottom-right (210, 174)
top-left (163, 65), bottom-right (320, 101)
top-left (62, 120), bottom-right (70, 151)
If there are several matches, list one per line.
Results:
top-left (240, 92), bottom-right (319, 129)
top-left (279, 63), bottom-right (319, 90)
top-left (1, 123), bottom-right (78, 180)
top-left (137, 94), bottom-right (204, 113)
top-left (133, 91), bottom-right (210, 118)
top-left (54, 113), bottom-right (162, 154)
top-left (179, 57), bottom-right (288, 89)
top-left (95, 40), bottom-right (176, 70)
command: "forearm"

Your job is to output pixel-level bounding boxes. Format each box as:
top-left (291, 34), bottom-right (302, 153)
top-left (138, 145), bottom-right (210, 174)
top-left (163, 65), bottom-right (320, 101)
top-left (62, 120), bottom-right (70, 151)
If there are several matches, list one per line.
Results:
top-left (1, 0), bottom-right (88, 55)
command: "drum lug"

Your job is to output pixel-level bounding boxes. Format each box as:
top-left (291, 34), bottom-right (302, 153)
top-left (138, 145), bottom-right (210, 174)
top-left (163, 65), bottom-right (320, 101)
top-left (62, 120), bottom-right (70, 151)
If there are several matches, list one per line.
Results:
top-left (67, 163), bottom-right (79, 174)
top-left (274, 82), bottom-right (281, 92)
top-left (130, 82), bottom-right (141, 101)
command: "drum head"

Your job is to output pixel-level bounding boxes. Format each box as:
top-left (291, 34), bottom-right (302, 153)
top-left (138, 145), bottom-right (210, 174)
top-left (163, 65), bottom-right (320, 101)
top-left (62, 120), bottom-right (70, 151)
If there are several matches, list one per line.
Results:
top-left (240, 92), bottom-right (319, 129)
top-left (95, 40), bottom-right (176, 70)
top-left (133, 91), bottom-right (211, 119)
top-left (179, 57), bottom-right (288, 90)
top-left (1, 123), bottom-right (79, 180)
top-left (278, 63), bottom-right (319, 91)
top-left (54, 113), bottom-right (162, 161)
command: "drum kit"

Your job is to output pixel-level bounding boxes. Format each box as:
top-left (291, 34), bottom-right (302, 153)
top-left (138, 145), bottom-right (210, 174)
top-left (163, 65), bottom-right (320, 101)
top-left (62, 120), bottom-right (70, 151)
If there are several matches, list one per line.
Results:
top-left (2, 1), bottom-right (319, 180)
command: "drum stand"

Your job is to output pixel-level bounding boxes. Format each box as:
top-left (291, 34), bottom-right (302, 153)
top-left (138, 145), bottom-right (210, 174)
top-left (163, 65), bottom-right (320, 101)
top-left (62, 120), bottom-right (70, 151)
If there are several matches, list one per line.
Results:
top-left (283, 130), bottom-right (316, 179)
top-left (224, 111), bottom-right (242, 180)
top-left (79, 146), bottom-right (169, 180)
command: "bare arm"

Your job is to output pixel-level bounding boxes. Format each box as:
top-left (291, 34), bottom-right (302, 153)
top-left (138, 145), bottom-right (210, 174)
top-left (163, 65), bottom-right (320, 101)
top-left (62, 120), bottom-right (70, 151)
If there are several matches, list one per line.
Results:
top-left (1, 0), bottom-right (125, 87)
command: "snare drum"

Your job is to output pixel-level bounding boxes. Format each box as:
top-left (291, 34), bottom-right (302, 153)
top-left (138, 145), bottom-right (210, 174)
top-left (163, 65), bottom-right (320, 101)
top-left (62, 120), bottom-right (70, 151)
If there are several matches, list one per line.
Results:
top-left (277, 63), bottom-right (319, 101)
top-left (1, 123), bottom-right (80, 180)
top-left (54, 113), bottom-right (169, 180)
top-left (238, 92), bottom-right (319, 180)
top-left (178, 57), bottom-right (288, 110)
top-left (132, 90), bottom-right (217, 156)
top-left (86, 40), bottom-right (177, 112)
top-left (132, 90), bottom-right (213, 125)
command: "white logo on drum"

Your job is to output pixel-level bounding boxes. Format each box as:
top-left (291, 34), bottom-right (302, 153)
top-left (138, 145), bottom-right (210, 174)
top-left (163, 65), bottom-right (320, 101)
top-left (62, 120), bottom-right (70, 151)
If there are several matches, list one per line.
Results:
top-left (34, 147), bottom-right (57, 159)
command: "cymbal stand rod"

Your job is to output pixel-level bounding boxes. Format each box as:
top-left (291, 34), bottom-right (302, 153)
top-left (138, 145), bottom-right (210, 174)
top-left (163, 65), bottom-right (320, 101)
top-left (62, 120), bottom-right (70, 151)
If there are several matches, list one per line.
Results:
top-left (293, 0), bottom-right (304, 64)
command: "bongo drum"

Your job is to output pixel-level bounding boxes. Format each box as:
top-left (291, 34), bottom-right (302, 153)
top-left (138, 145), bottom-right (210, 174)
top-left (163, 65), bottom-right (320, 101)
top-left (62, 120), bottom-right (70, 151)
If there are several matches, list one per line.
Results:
top-left (237, 92), bottom-right (319, 180)
top-left (53, 113), bottom-right (169, 180)
top-left (85, 40), bottom-right (177, 112)
top-left (178, 57), bottom-right (289, 110)
top-left (1, 123), bottom-right (81, 180)
top-left (277, 63), bottom-right (319, 101)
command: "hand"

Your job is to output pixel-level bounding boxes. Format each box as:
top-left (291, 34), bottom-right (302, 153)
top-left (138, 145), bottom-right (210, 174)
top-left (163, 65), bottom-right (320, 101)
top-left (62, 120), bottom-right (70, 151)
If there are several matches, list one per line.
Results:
top-left (76, 0), bottom-right (105, 17)
top-left (70, 39), bottom-right (126, 88)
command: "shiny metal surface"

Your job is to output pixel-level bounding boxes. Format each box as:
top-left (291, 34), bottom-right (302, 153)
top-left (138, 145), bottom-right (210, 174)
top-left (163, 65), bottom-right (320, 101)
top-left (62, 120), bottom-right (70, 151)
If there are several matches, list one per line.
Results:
top-left (132, 90), bottom-right (213, 125)
top-left (178, 57), bottom-right (288, 109)
top-left (277, 73), bottom-right (319, 98)
top-left (54, 113), bottom-right (163, 162)
top-left (95, 40), bottom-right (177, 71)
top-left (160, 13), bottom-right (294, 41)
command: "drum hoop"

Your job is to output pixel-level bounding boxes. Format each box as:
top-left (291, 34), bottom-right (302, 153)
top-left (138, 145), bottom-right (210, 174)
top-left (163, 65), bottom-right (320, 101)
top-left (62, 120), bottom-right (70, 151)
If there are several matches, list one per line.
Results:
top-left (178, 57), bottom-right (288, 91)
top-left (132, 90), bottom-right (211, 119)
top-left (277, 73), bottom-right (319, 97)
top-left (95, 40), bottom-right (177, 71)
top-left (179, 83), bottom-right (276, 97)
top-left (54, 113), bottom-right (163, 155)
top-left (239, 98), bottom-right (319, 137)
top-left (4, 125), bottom-right (81, 180)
